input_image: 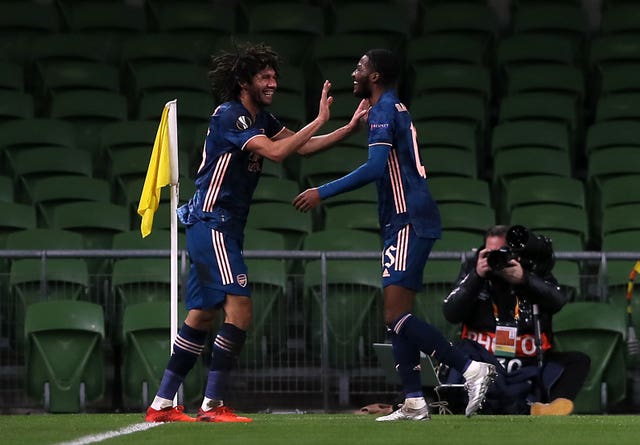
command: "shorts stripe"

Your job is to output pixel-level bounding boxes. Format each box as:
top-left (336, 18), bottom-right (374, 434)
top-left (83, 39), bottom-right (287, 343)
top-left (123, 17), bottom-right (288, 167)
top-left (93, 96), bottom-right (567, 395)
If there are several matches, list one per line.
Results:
top-left (395, 226), bottom-right (409, 271)
top-left (211, 229), bottom-right (233, 285)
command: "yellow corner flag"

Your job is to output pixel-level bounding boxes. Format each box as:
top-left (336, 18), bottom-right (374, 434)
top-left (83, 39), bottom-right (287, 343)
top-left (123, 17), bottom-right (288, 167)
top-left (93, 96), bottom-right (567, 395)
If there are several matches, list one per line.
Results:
top-left (138, 100), bottom-right (179, 237)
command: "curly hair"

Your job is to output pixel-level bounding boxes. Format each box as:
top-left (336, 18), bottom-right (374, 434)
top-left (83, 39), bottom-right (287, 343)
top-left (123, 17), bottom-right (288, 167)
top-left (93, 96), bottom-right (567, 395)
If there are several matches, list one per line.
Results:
top-left (208, 41), bottom-right (281, 104)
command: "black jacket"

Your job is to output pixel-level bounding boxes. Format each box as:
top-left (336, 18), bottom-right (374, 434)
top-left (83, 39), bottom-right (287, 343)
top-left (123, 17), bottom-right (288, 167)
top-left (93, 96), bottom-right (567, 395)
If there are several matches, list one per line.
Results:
top-left (443, 252), bottom-right (568, 346)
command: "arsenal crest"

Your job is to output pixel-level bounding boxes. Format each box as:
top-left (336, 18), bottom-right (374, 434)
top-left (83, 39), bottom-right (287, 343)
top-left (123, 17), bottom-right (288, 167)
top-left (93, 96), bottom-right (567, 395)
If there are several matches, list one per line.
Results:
top-left (237, 274), bottom-right (248, 287)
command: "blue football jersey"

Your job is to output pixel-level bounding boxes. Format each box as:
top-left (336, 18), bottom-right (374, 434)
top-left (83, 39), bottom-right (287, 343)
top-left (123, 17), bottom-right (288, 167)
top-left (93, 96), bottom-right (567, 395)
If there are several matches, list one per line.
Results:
top-left (178, 101), bottom-right (284, 240)
top-left (368, 91), bottom-right (441, 239)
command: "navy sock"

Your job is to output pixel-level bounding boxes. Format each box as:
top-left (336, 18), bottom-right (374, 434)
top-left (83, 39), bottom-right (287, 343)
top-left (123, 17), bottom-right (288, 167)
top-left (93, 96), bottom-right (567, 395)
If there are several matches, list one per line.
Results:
top-left (157, 323), bottom-right (207, 400)
top-left (391, 313), bottom-right (469, 373)
top-left (390, 331), bottom-right (423, 397)
top-left (205, 323), bottom-right (247, 400)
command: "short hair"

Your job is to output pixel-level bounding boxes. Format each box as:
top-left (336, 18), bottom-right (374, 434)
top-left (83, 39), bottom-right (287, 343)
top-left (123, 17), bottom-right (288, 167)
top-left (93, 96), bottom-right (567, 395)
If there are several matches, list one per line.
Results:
top-left (208, 42), bottom-right (280, 103)
top-left (485, 225), bottom-right (509, 239)
top-left (365, 48), bottom-right (399, 87)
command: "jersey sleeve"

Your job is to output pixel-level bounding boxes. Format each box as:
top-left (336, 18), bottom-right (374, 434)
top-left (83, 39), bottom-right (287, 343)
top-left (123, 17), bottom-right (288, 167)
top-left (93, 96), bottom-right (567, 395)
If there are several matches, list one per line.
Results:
top-left (367, 102), bottom-right (394, 147)
top-left (264, 111), bottom-right (285, 138)
top-left (220, 106), bottom-right (266, 150)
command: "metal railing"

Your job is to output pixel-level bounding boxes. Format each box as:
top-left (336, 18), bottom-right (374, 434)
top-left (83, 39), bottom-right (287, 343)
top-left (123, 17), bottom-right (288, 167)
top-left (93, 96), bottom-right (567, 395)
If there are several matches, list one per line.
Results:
top-left (1, 249), bottom-right (638, 413)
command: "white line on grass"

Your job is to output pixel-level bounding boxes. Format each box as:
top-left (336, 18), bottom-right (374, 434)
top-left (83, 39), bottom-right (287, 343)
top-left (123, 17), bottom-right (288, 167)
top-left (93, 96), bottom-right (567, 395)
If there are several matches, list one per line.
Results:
top-left (53, 422), bottom-right (162, 445)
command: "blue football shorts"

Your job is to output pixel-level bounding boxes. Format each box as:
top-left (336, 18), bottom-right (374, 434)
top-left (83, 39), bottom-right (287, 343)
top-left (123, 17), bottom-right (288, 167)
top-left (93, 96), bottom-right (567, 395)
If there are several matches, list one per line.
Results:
top-left (185, 221), bottom-right (250, 310)
top-left (381, 224), bottom-right (436, 292)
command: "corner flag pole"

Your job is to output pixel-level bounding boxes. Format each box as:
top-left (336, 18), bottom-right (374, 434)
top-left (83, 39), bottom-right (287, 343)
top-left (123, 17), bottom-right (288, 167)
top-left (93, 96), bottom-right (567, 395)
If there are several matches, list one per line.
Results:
top-left (166, 100), bottom-right (180, 359)
top-left (138, 99), bottom-right (180, 405)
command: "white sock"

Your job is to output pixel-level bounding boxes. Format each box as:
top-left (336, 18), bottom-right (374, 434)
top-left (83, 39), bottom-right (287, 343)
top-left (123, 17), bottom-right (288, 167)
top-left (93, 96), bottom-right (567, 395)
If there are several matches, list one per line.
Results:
top-left (201, 397), bottom-right (223, 411)
top-left (151, 396), bottom-right (173, 410)
top-left (404, 397), bottom-right (427, 410)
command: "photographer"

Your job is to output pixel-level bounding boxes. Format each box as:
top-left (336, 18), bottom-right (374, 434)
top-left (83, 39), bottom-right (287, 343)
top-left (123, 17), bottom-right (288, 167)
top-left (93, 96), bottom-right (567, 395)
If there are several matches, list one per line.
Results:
top-left (442, 225), bottom-right (590, 415)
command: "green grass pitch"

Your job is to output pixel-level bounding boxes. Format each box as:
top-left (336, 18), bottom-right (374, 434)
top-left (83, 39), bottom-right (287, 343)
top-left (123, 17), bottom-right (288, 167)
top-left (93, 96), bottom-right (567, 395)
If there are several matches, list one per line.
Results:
top-left (2, 413), bottom-right (640, 445)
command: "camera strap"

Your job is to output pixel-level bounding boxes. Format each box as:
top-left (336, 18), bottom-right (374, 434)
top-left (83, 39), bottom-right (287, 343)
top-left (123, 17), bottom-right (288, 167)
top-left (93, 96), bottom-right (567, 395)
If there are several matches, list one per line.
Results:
top-left (492, 298), bottom-right (520, 357)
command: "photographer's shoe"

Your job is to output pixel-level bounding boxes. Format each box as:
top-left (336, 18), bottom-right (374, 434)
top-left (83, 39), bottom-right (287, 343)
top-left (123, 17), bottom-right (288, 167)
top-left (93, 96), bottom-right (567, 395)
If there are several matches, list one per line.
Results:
top-left (463, 361), bottom-right (497, 417)
top-left (375, 398), bottom-right (431, 421)
top-left (530, 398), bottom-right (574, 416)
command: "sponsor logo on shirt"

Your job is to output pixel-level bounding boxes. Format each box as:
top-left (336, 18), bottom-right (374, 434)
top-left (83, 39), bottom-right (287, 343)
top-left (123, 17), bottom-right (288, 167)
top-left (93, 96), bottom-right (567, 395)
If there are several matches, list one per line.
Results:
top-left (236, 115), bottom-right (253, 130)
top-left (370, 123), bottom-right (389, 130)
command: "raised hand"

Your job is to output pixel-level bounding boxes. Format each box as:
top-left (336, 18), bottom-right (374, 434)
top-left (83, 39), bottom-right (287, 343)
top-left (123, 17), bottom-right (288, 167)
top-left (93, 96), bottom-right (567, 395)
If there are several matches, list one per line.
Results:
top-left (317, 80), bottom-right (333, 124)
top-left (347, 99), bottom-right (370, 131)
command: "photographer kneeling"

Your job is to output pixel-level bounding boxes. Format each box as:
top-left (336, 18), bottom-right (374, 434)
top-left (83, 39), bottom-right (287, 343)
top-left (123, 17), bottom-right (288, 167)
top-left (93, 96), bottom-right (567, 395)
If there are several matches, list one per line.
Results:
top-left (442, 225), bottom-right (590, 415)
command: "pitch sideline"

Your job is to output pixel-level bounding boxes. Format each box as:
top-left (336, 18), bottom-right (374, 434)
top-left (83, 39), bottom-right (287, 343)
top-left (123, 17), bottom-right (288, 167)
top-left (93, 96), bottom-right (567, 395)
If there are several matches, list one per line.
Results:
top-left (53, 422), bottom-right (162, 445)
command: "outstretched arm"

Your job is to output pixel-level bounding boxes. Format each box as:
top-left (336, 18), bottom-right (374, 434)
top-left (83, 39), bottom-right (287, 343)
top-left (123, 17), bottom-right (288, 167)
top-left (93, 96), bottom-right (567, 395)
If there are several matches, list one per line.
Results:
top-left (244, 80), bottom-right (333, 163)
top-left (292, 144), bottom-right (388, 212)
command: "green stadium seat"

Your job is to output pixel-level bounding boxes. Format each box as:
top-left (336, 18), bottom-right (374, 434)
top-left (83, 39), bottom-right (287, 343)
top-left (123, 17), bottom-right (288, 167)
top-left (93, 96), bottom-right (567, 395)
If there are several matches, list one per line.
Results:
top-left (421, 147), bottom-right (478, 179)
top-left (511, 3), bottom-right (589, 51)
top-left (0, 118), bottom-right (77, 160)
top-left (0, 175), bottom-right (14, 203)
top-left (501, 175), bottom-right (586, 223)
top-left (24, 300), bottom-right (105, 413)
top-left (428, 177), bottom-right (492, 207)
top-left (150, 0), bottom-right (236, 37)
top-left (492, 148), bottom-right (573, 195)
top-left (415, 259), bottom-right (465, 341)
top-left (61, 1), bottom-right (147, 36)
top-left (407, 34), bottom-right (491, 68)
top-left (0, 1), bottom-right (61, 36)
top-left (9, 255), bottom-right (89, 349)
top-left (414, 121), bottom-right (479, 155)
top-left (410, 93), bottom-right (488, 136)
top-left (0, 91), bottom-right (34, 122)
top-left (438, 203), bottom-right (495, 236)
top-left (119, 301), bottom-right (204, 409)
top-left (600, 3), bottom-right (640, 35)
top-left (29, 33), bottom-right (114, 68)
top-left (298, 146), bottom-right (366, 188)
top-left (30, 176), bottom-right (111, 227)
top-left (323, 203), bottom-right (380, 234)
top-left (330, 2), bottom-right (409, 51)
top-left (252, 176), bottom-right (300, 205)
top-left (0, 202), bottom-right (37, 248)
top-left (595, 93), bottom-right (640, 122)
top-left (48, 90), bottom-right (129, 158)
top-left (0, 61), bottom-right (24, 92)
top-left (509, 204), bottom-right (589, 247)
top-left (553, 302), bottom-right (627, 413)
top-left (497, 34), bottom-right (577, 70)
top-left (304, 259), bottom-right (382, 368)
top-left (111, 258), bottom-right (172, 308)
top-left (419, 1), bottom-right (499, 46)
top-left (246, 202), bottom-right (313, 250)
top-left (504, 64), bottom-right (585, 102)
top-left (410, 64), bottom-right (492, 106)
top-left (590, 34), bottom-right (640, 71)
top-left (50, 201), bottom-right (130, 250)
top-left (6, 146), bottom-right (93, 203)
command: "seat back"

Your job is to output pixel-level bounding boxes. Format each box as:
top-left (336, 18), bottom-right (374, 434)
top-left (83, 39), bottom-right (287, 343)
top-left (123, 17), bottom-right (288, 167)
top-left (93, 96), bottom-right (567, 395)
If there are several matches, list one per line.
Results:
top-left (553, 302), bottom-right (627, 413)
top-left (24, 300), bottom-right (104, 412)
top-left (120, 301), bottom-right (203, 408)
top-left (304, 259), bottom-right (382, 368)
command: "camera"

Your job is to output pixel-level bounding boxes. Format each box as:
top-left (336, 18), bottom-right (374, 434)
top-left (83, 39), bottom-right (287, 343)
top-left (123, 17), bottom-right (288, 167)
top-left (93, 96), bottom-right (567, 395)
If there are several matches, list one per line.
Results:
top-left (486, 225), bottom-right (555, 275)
